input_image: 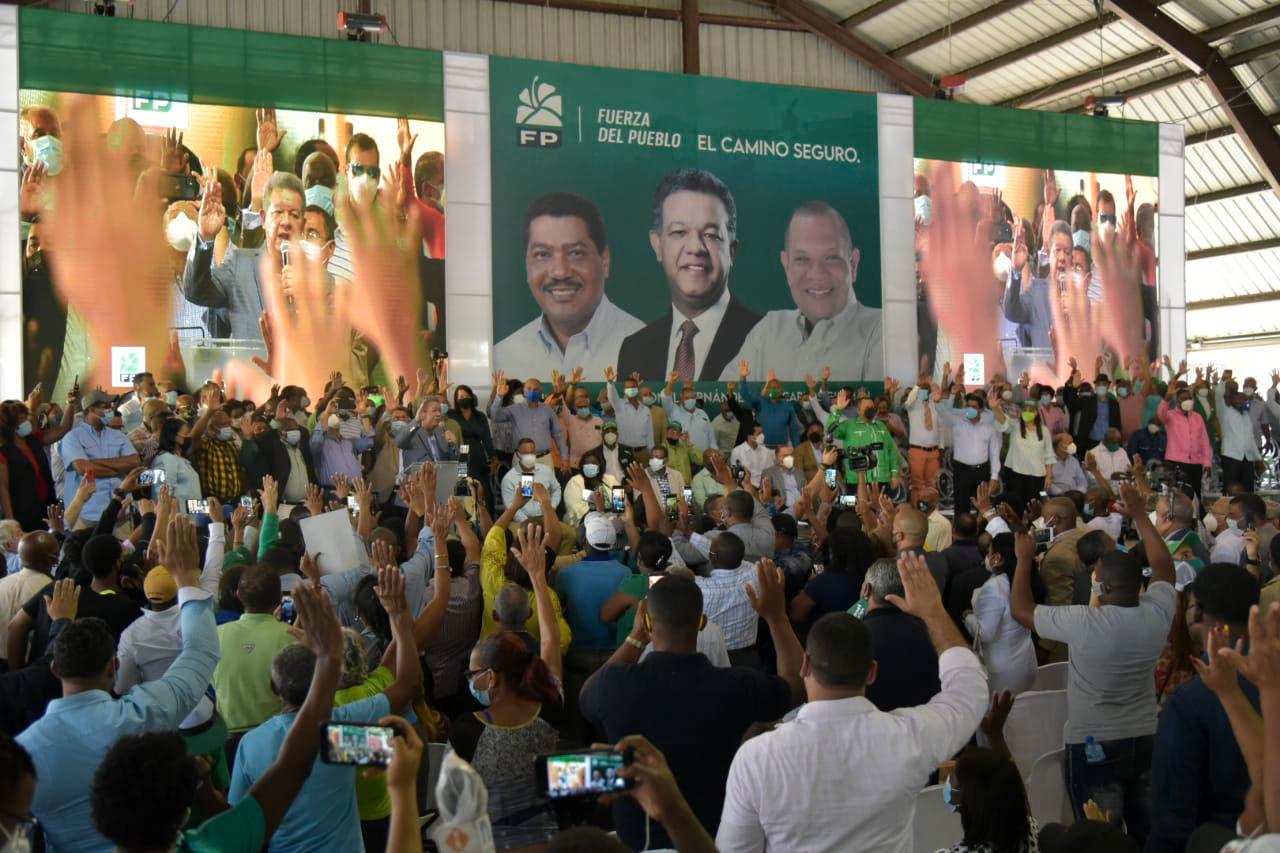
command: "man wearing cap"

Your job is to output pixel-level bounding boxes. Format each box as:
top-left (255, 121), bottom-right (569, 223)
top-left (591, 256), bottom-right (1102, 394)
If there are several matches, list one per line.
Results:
top-left (598, 421), bottom-right (634, 484)
top-left (554, 513), bottom-right (630, 734)
top-left (58, 389), bottom-right (141, 526)
top-left (659, 420), bottom-right (703, 485)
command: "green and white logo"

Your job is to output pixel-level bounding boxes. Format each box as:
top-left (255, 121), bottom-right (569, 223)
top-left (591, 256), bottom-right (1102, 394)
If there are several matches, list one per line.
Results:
top-left (516, 76), bottom-right (563, 148)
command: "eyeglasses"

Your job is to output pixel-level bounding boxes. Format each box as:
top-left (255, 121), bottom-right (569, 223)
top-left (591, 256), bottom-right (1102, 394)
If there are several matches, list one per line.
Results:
top-left (462, 667), bottom-right (490, 682)
top-left (351, 164), bottom-right (381, 180)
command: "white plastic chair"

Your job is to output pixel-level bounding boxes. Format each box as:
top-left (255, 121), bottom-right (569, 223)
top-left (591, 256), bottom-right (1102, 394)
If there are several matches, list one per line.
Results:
top-left (1002, 689), bottom-right (1068, 778)
top-left (1025, 748), bottom-right (1073, 826)
top-left (1032, 661), bottom-right (1068, 692)
top-left (913, 784), bottom-right (963, 853)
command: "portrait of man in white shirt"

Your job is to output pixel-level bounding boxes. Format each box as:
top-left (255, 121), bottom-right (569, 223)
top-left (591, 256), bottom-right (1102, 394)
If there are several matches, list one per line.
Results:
top-left (724, 200), bottom-right (882, 382)
top-left (494, 192), bottom-right (643, 379)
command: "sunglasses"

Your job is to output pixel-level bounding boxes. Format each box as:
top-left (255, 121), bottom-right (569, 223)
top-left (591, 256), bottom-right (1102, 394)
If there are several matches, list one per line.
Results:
top-left (350, 164), bottom-right (381, 181)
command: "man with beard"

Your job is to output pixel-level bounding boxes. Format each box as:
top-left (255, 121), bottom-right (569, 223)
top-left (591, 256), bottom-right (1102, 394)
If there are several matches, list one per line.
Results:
top-left (618, 168), bottom-right (761, 381)
top-left (495, 192), bottom-right (642, 378)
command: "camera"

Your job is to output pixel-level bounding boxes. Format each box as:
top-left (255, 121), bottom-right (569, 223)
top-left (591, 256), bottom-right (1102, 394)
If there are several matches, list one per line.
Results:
top-left (731, 461), bottom-right (747, 483)
top-left (431, 348), bottom-right (449, 361)
top-left (1033, 526), bottom-right (1053, 554)
top-left (840, 442), bottom-right (884, 472)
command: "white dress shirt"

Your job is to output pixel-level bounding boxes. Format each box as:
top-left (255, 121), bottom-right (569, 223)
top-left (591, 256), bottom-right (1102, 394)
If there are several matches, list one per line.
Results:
top-left (728, 441), bottom-right (773, 488)
top-left (964, 573), bottom-right (1036, 696)
top-left (720, 293), bottom-right (883, 382)
top-left (494, 295), bottom-right (644, 380)
top-left (661, 392), bottom-right (716, 452)
top-left (665, 286), bottom-right (730, 379)
top-left (1086, 443), bottom-right (1130, 486)
top-left (903, 389), bottom-right (941, 448)
top-left (500, 463), bottom-right (563, 523)
top-left (695, 563), bottom-right (760, 650)
top-left (1210, 528), bottom-right (1246, 565)
top-left (716, 647), bottom-right (988, 853)
top-left (1216, 383), bottom-right (1262, 462)
top-left (938, 406), bottom-right (1002, 479)
top-left (605, 386), bottom-right (655, 449)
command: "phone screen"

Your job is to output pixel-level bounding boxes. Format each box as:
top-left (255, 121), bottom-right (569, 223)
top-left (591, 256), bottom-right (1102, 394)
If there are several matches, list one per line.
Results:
top-left (665, 495), bottom-right (678, 519)
top-left (541, 750), bottom-right (631, 799)
top-left (611, 488), bottom-right (626, 513)
top-left (279, 594), bottom-right (297, 625)
top-left (682, 487), bottom-right (693, 505)
top-left (320, 722), bottom-right (396, 768)
top-left (186, 499), bottom-right (208, 515)
top-left (347, 495), bottom-right (360, 517)
top-left (520, 474), bottom-right (534, 498)
top-left (824, 468), bottom-right (837, 489)
top-left (581, 488), bottom-right (594, 502)
top-left (240, 496), bottom-right (255, 509)
top-left (840, 495), bottom-right (857, 507)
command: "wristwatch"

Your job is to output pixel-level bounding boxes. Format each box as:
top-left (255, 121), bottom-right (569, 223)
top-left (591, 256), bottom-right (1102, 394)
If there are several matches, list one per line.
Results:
top-left (624, 635), bottom-right (645, 651)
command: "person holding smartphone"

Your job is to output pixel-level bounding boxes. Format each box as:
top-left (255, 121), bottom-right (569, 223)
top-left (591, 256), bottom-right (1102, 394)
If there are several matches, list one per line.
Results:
top-left (501, 438), bottom-right (563, 525)
top-left (149, 418), bottom-right (203, 510)
top-left (563, 450), bottom-right (619, 528)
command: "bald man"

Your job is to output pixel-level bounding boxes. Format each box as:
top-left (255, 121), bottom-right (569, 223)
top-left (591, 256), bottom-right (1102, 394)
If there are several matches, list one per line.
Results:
top-left (0, 532), bottom-right (59, 667)
top-left (891, 506), bottom-right (949, 593)
top-left (1038, 497), bottom-right (1088, 616)
top-left (917, 487), bottom-right (953, 552)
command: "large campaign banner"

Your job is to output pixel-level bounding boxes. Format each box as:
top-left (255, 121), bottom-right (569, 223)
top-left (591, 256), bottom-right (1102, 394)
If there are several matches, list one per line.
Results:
top-left (489, 57), bottom-right (882, 388)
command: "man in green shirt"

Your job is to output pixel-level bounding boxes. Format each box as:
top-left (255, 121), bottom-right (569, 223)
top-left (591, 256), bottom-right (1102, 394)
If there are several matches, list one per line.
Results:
top-left (825, 387), bottom-right (902, 489)
top-left (89, 583), bottom-right (346, 852)
top-left (212, 564), bottom-right (297, 737)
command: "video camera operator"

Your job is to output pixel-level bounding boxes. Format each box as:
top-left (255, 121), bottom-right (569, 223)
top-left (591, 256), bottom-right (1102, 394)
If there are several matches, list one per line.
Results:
top-left (824, 388), bottom-right (902, 498)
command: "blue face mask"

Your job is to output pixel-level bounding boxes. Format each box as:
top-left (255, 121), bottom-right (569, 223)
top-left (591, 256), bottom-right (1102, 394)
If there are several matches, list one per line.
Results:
top-left (1039, 394), bottom-right (1052, 406)
top-left (468, 673), bottom-right (492, 707)
top-left (682, 398), bottom-right (697, 411)
top-left (582, 463), bottom-right (600, 479)
top-left (963, 406), bottom-right (979, 420)
top-left (28, 134), bottom-right (65, 176)
top-left (389, 420), bottom-right (409, 436)
top-left (165, 390), bottom-right (179, 405)
top-left (304, 184), bottom-right (335, 215)
top-left (943, 778), bottom-right (960, 813)
top-left (576, 406), bottom-right (592, 418)
top-left (525, 389), bottom-right (542, 403)
top-left (16, 421), bottom-right (33, 438)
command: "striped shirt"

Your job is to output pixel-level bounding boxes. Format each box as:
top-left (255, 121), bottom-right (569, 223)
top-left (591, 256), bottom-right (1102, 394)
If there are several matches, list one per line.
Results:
top-left (695, 563), bottom-right (760, 650)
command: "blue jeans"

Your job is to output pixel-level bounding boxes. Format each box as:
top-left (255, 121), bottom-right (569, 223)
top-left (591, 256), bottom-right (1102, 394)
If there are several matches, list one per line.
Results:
top-left (1065, 734), bottom-right (1155, 845)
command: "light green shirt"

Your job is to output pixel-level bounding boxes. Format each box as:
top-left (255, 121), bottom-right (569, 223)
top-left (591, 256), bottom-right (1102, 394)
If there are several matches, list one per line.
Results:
top-left (213, 613), bottom-right (297, 732)
top-left (335, 666), bottom-right (395, 821)
top-left (825, 410), bottom-right (900, 484)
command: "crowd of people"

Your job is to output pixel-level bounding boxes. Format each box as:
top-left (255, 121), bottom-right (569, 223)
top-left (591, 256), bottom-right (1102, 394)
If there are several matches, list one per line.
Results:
top-left (4, 93), bottom-right (1280, 853)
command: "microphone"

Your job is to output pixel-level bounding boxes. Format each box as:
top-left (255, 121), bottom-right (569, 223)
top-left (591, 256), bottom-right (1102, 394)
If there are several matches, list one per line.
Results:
top-left (279, 240), bottom-right (291, 267)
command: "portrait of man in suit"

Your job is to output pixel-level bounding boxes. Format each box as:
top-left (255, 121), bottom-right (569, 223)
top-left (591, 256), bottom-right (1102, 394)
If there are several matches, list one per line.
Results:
top-left (616, 168), bottom-right (761, 382)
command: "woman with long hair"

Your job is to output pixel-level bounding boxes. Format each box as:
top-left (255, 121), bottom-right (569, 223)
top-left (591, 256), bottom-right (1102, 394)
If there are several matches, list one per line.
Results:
top-left (937, 748), bottom-right (1039, 853)
top-left (453, 384), bottom-right (494, 474)
top-left (991, 394), bottom-right (1055, 507)
top-left (451, 525), bottom-right (563, 849)
top-left (964, 533), bottom-right (1042, 696)
top-left (150, 418), bottom-right (202, 507)
top-left (562, 449), bottom-right (620, 528)
top-left (789, 527), bottom-right (875, 628)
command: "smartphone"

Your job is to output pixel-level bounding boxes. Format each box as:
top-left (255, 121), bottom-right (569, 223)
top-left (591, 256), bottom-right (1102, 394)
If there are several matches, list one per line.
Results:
top-left (186, 498), bottom-right (209, 515)
top-left (537, 749), bottom-right (634, 800)
top-left (1039, 491), bottom-right (1048, 497)
top-left (347, 495), bottom-right (360, 518)
top-left (581, 488), bottom-right (594, 503)
top-left (824, 468), bottom-right (837, 489)
top-left (611, 487), bottom-right (626, 513)
top-left (159, 172), bottom-right (202, 202)
top-left (520, 474), bottom-right (534, 499)
top-left (458, 444), bottom-right (470, 480)
top-left (682, 487), bottom-right (693, 506)
top-left (138, 468), bottom-right (166, 487)
top-left (840, 494), bottom-right (857, 507)
top-left (665, 495), bottom-right (678, 520)
top-left (240, 496), bottom-right (255, 509)
top-left (279, 593), bottom-right (297, 625)
top-left (320, 721), bottom-right (396, 768)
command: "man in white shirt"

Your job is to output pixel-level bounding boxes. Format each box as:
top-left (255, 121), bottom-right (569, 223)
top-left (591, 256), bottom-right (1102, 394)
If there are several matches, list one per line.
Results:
top-left (717, 551), bottom-right (988, 853)
top-left (1048, 432), bottom-right (1087, 496)
top-left (617, 168), bottom-right (762, 381)
top-left (494, 192), bottom-right (643, 379)
top-left (728, 424), bottom-right (772, 489)
top-left (712, 402), bottom-right (741, 455)
top-left (936, 390), bottom-right (1001, 516)
top-left (500, 438), bottom-right (563, 524)
top-left (903, 378), bottom-right (943, 503)
top-left (722, 201), bottom-right (882, 383)
top-left (1216, 377), bottom-right (1263, 492)
top-left (1085, 427), bottom-right (1130, 487)
top-left (603, 369), bottom-right (654, 464)
top-left (1210, 493), bottom-right (1266, 566)
top-left (660, 375), bottom-right (715, 452)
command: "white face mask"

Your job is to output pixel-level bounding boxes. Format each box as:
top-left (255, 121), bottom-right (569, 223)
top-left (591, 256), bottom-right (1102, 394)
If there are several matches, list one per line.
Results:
top-left (217, 427), bottom-right (234, 442)
top-left (348, 172), bottom-right (378, 204)
top-left (1065, 443), bottom-right (1077, 456)
top-left (993, 252), bottom-right (1012, 282)
top-left (1148, 423), bottom-right (1160, 434)
top-left (1181, 399), bottom-right (1195, 412)
top-left (1203, 512), bottom-right (1217, 529)
top-left (781, 455), bottom-right (795, 470)
top-left (1148, 509), bottom-right (1160, 526)
top-left (284, 430), bottom-right (301, 445)
top-left (519, 452), bottom-right (537, 470)
top-left (1245, 387), bottom-right (1257, 397)
top-left (166, 211), bottom-right (199, 252)
top-left (327, 414), bottom-right (342, 429)
top-left (1032, 516), bottom-right (1049, 531)
top-left (649, 457), bottom-right (666, 472)
top-left (603, 433), bottom-right (618, 447)
top-left (298, 240), bottom-right (332, 261)
top-left (1226, 518), bottom-right (1241, 533)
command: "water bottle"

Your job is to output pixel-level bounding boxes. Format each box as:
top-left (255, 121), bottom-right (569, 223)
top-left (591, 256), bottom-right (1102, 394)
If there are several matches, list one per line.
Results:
top-left (1084, 736), bottom-right (1105, 764)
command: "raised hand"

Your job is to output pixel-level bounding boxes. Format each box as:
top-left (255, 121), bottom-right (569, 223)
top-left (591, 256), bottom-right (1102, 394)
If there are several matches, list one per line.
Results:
top-left (1217, 603), bottom-right (1280, 689)
top-left (511, 522), bottom-right (552, 588)
top-left (161, 128), bottom-right (190, 174)
top-left (19, 160), bottom-right (46, 221)
top-left (304, 483), bottom-right (324, 517)
top-left (738, 359), bottom-right (750, 381)
top-left (603, 365), bottom-right (617, 384)
top-left (979, 689), bottom-right (1015, 744)
top-left (375, 562), bottom-right (408, 618)
top-left (396, 117), bottom-right (418, 163)
top-left (261, 474), bottom-right (280, 515)
top-left (1191, 626), bottom-right (1244, 698)
top-left (885, 550), bottom-right (945, 618)
top-left (44, 578), bottom-right (81, 622)
top-left (165, 515), bottom-right (201, 587)
top-left (745, 559), bottom-right (786, 622)
top-left (1092, 225), bottom-right (1145, 364)
top-left (255, 107), bottom-right (287, 152)
top-left (293, 581), bottom-right (342, 659)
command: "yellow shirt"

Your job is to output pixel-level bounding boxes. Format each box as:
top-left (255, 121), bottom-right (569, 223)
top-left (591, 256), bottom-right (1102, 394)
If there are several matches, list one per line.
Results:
top-left (480, 526), bottom-right (572, 653)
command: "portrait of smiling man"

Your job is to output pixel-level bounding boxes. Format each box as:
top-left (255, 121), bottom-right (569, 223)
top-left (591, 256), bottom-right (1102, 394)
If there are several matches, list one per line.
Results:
top-left (723, 200), bottom-right (882, 382)
top-left (617, 168), bottom-right (762, 382)
top-left (495, 191), bottom-right (643, 378)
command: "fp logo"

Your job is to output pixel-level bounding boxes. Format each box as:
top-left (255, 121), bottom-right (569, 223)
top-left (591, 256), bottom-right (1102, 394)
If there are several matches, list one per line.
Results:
top-left (516, 76), bottom-right (563, 148)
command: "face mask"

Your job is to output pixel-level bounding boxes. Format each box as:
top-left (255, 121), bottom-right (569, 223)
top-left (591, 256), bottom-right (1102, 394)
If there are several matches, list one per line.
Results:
top-left (457, 396), bottom-right (474, 411)
top-left (165, 211), bottom-right (199, 252)
top-left (1148, 423), bottom-right (1160, 434)
top-left (440, 403), bottom-right (450, 416)
top-left (643, 396), bottom-right (657, 407)
top-left (577, 406), bottom-right (592, 418)
top-left (943, 778), bottom-right (960, 813)
top-left (767, 389), bottom-right (782, 401)
top-left (525, 389), bottom-right (542, 403)
top-left (389, 420), bottom-right (409, 436)
top-left (1227, 518), bottom-right (1240, 533)
top-left (1032, 516), bottom-right (1048, 531)
top-left (1104, 442), bottom-right (1121, 452)
top-left (1180, 399), bottom-right (1194, 412)
top-left (914, 194), bottom-right (933, 226)
top-left (327, 414), bottom-right (342, 429)
top-left (217, 427), bottom-right (234, 442)
top-left (993, 251), bottom-right (1012, 282)
top-left (963, 406), bottom-right (979, 420)
top-left (1091, 579), bottom-right (1106, 598)
top-left (723, 412), bottom-right (735, 421)
top-left (512, 395), bottom-right (527, 407)
top-left (1245, 387), bottom-right (1257, 397)
top-left (582, 463), bottom-right (600, 479)
top-left (305, 184), bottom-right (335, 215)
top-left (649, 457), bottom-right (666, 472)
top-left (1203, 512), bottom-right (1218, 530)
top-left (468, 673), bottom-right (492, 707)
top-left (603, 433), bottom-right (618, 447)
top-left (919, 388), bottom-right (932, 402)
top-left (300, 396), bottom-right (312, 409)
top-left (682, 398), bottom-right (697, 411)
top-left (1021, 411), bottom-right (1037, 423)
top-left (802, 399), bottom-right (812, 410)
top-left (298, 240), bottom-right (332, 262)
top-left (624, 387), bottom-right (639, 399)
top-left (809, 433), bottom-right (822, 445)
top-left (16, 421), bottom-right (33, 438)
top-left (1096, 385), bottom-right (1109, 396)
top-left (284, 430), bottom-right (301, 445)
top-left (667, 435), bottom-right (679, 445)
top-left (781, 455), bottom-right (794, 470)
top-left (1001, 389), bottom-right (1013, 401)
top-left (1040, 394), bottom-right (1052, 406)
top-left (1116, 387), bottom-right (1129, 398)
top-left (862, 409), bottom-right (876, 423)
top-left (519, 453), bottom-right (537, 470)
top-left (165, 390), bottom-right (178, 405)
top-left (1066, 442), bottom-right (1077, 455)
top-left (27, 134), bottom-right (64, 175)
top-left (348, 172), bottom-right (378, 205)
top-left (1197, 389), bottom-right (1209, 399)
top-left (1148, 509), bottom-right (1160, 525)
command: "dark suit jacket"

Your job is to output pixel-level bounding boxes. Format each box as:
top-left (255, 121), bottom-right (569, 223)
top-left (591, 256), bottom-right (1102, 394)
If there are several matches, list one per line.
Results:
top-left (1063, 386), bottom-right (1122, 452)
top-left (1002, 273), bottom-right (1053, 350)
top-left (255, 428), bottom-right (319, 490)
top-left (617, 294), bottom-right (761, 382)
top-left (182, 239), bottom-right (266, 341)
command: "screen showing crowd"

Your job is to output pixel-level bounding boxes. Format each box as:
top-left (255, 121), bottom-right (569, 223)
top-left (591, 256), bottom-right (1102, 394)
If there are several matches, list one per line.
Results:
top-left (914, 160), bottom-right (1158, 389)
top-left (18, 91), bottom-right (445, 401)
